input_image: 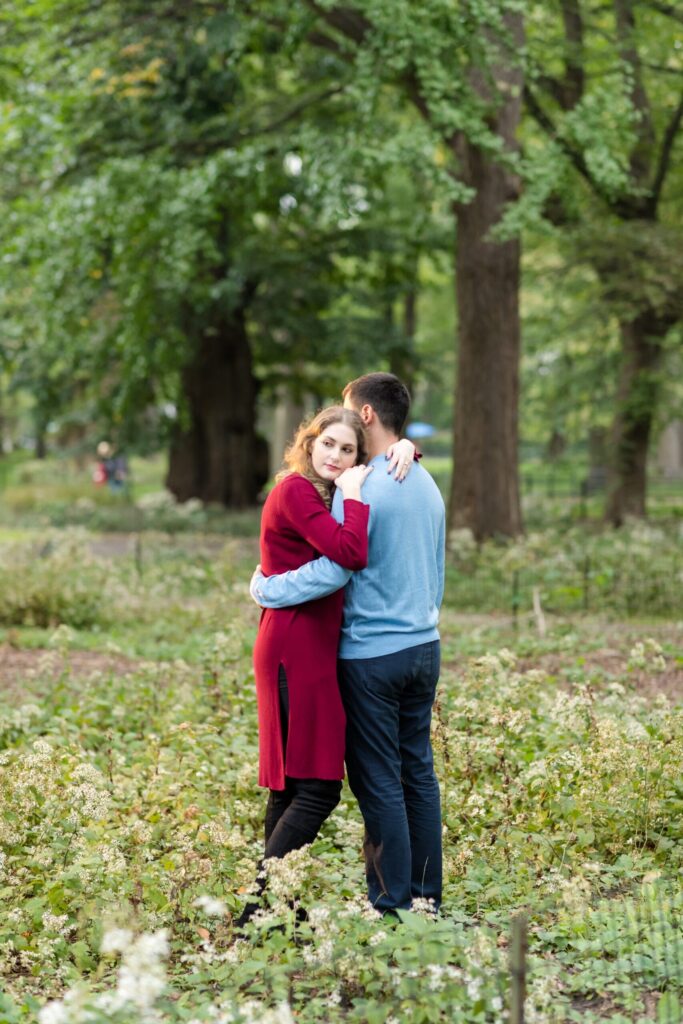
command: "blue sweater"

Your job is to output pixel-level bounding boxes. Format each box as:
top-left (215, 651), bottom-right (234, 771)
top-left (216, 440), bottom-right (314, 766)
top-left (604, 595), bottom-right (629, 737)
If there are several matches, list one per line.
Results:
top-left (251, 456), bottom-right (446, 660)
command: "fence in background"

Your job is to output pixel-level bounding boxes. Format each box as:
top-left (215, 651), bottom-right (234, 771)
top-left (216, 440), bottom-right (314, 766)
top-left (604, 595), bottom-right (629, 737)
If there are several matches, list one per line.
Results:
top-left (466, 883), bottom-right (683, 1022)
top-left (444, 561), bottom-right (683, 619)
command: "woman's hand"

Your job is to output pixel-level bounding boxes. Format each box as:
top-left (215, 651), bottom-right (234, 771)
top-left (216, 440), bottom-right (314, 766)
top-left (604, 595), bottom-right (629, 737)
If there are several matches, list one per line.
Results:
top-left (334, 464), bottom-right (374, 501)
top-left (385, 438), bottom-right (416, 481)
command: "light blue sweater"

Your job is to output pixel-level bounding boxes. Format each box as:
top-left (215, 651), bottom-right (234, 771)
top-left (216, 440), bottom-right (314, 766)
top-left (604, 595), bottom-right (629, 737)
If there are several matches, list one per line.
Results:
top-left (251, 456), bottom-right (445, 660)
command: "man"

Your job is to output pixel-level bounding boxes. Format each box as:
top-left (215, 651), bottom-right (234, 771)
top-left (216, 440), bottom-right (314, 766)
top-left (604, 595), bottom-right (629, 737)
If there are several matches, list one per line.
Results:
top-left (251, 372), bottom-right (445, 913)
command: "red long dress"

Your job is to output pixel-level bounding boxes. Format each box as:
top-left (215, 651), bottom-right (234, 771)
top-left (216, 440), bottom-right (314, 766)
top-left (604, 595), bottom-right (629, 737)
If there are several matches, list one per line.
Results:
top-left (253, 473), bottom-right (369, 790)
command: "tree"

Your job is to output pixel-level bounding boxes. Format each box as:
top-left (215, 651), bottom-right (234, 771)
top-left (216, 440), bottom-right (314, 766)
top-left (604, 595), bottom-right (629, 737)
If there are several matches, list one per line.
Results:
top-left (252, 0), bottom-right (526, 538)
top-left (2, 2), bottom-right (273, 500)
top-left (524, 0), bottom-right (683, 523)
top-left (1, 1), bottom-right (438, 502)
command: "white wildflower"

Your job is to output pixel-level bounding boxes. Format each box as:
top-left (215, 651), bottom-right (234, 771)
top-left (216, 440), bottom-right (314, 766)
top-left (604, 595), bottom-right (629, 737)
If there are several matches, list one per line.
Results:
top-left (38, 1001), bottom-right (69, 1024)
top-left (411, 897), bottom-right (437, 916)
top-left (49, 624), bottom-right (76, 650)
top-left (308, 906), bottom-right (331, 929)
top-left (194, 894), bottom-right (228, 917)
top-left (466, 974), bottom-right (482, 1000)
top-left (42, 912), bottom-right (70, 935)
top-left (263, 845), bottom-right (312, 897)
top-left (101, 927), bottom-right (133, 954)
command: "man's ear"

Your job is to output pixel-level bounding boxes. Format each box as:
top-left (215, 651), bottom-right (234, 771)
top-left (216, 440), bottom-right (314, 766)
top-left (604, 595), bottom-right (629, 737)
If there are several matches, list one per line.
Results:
top-left (359, 403), bottom-right (374, 425)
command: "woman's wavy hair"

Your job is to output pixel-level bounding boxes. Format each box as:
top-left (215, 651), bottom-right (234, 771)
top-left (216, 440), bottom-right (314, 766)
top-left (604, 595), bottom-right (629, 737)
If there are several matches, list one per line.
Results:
top-left (276, 405), bottom-right (367, 508)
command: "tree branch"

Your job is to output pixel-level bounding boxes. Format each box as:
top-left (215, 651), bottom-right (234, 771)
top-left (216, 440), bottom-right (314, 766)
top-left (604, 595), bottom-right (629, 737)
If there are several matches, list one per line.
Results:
top-left (306, 29), bottom-right (348, 58)
top-left (304, 3), bottom-right (435, 137)
top-left (650, 88), bottom-right (683, 210)
top-left (639, 0), bottom-right (683, 25)
top-left (614, 0), bottom-right (655, 184)
top-left (523, 83), bottom-right (617, 208)
top-left (240, 83), bottom-right (348, 139)
top-left (304, 2), bottom-right (371, 47)
top-left (560, 0), bottom-right (585, 108)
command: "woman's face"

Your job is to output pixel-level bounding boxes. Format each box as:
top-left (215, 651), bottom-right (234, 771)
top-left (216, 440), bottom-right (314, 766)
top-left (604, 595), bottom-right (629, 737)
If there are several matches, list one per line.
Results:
top-left (310, 422), bottom-right (359, 482)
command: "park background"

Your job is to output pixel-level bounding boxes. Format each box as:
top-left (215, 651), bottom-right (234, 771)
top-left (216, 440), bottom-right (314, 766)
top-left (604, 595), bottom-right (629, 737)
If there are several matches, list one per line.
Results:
top-left (0, 1), bottom-right (682, 1022)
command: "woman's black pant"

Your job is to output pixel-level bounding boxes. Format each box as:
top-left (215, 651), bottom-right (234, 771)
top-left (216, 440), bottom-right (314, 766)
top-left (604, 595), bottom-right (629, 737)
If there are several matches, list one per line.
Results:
top-left (263, 665), bottom-right (342, 859)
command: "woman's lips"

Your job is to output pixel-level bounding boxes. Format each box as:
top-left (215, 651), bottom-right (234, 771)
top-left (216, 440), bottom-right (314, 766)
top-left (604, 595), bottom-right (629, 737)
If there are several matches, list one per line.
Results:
top-left (324, 464), bottom-right (340, 472)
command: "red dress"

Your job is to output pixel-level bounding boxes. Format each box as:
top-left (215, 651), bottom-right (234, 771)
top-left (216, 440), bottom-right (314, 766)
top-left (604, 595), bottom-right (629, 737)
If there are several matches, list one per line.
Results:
top-left (253, 473), bottom-right (369, 790)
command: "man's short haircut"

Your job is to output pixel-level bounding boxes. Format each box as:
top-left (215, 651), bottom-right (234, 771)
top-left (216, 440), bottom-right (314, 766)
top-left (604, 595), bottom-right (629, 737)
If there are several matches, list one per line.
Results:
top-left (342, 372), bottom-right (411, 435)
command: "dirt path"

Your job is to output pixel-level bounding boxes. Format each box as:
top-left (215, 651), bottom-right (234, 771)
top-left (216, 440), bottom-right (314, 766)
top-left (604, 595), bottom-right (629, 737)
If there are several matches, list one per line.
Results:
top-left (516, 650), bottom-right (683, 702)
top-left (3, 637), bottom-right (681, 707)
top-left (0, 644), bottom-right (142, 705)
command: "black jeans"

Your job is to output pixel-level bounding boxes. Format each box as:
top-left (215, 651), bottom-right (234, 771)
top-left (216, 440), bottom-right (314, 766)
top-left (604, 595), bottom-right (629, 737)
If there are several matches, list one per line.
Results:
top-left (263, 665), bottom-right (341, 860)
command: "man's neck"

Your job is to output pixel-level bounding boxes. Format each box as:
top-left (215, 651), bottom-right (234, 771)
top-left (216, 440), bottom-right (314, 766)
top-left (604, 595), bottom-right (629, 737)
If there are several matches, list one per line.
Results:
top-left (367, 429), bottom-right (399, 461)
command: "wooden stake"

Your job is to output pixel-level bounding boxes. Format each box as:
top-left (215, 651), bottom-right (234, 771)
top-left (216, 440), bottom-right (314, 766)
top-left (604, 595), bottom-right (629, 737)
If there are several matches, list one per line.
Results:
top-left (510, 913), bottom-right (527, 1024)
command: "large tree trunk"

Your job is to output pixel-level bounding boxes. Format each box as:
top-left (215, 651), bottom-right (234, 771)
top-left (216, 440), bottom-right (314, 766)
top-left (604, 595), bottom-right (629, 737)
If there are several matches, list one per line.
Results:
top-left (447, 14), bottom-right (524, 541)
top-left (449, 161), bottom-right (522, 540)
top-left (605, 309), bottom-right (672, 525)
top-left (448, 158), bottom-right (523, 540)
top-left (166, 304), bottom-right (268, 506)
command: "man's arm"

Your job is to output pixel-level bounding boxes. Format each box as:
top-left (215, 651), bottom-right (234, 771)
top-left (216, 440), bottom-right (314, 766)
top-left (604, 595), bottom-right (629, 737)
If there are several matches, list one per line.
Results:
top-left (250, 557), bottom-right (352, 609)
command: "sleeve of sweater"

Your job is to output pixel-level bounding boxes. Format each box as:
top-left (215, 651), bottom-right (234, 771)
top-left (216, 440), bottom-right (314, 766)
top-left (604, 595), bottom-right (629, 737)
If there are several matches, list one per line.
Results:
top-left (250, 557), bottom-right (352, 608)
top-left (281, 475), bottom-right (369, 571)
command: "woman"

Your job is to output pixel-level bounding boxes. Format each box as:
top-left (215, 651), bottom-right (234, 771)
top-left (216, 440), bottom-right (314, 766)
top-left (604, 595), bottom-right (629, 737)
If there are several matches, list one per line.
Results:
top-left (238, 406), bottom-right (413, 923)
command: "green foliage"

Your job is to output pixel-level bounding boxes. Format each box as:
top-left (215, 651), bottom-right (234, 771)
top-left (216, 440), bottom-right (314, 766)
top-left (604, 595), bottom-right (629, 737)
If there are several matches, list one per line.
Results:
top-left (0, 619), bottom-right (680, 1020)
top-left (0, 520), bottom-right (681, 1020)
top-left (0, 0), bottom-right (458, 452)
top-left (0, 532), bottom-right (111, 628)
top-left (445, 519), bottom-right (683, 616)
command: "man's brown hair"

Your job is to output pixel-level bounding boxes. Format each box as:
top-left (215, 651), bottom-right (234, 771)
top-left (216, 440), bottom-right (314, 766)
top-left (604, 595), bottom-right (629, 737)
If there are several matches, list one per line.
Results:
top-left (342, 372), bottom-right (410, 436)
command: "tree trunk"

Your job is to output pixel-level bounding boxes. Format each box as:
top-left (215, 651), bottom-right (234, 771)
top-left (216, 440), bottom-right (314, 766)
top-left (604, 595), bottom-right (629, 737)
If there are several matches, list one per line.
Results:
top-left (448, 146), bottom-right (523, 540)
top-left (35, 421), bottom-right (47, 460)
top-left (605, 309), bottom-right (672, 525)
top-left (656, 420), bottom-right (683, 479)
top-left (389, 289), bottom-right (418, 396)
top-left (447, 12), bottom-right (524, 541)
top-left (271, 390), bottom-right (307, 478)
top-left (166, 304), bottom-right (268, 506)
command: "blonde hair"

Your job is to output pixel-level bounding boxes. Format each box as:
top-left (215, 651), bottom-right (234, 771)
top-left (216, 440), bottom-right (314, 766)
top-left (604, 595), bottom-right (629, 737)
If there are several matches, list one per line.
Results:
top-left (276, 406), bottom-right (367, 508)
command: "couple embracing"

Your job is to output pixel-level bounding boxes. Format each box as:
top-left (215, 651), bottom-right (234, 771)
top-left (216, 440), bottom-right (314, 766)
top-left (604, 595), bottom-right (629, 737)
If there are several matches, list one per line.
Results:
top-left (242, 372), bottom-right (445, 923)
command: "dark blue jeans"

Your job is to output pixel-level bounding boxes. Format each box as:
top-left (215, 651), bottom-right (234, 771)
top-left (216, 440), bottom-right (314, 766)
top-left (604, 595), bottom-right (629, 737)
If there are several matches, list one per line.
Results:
top-left (338, 640), bottom-right (442, 912)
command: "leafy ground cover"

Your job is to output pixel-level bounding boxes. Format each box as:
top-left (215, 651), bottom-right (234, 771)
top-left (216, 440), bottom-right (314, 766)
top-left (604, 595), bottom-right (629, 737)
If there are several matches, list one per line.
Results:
top-left (0, 524), bottom-right (681, 1023)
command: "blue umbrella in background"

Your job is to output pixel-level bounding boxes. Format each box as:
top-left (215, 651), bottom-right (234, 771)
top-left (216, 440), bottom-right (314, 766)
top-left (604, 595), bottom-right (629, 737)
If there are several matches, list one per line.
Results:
top-left (406, 421), bottom-right (436, 439)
